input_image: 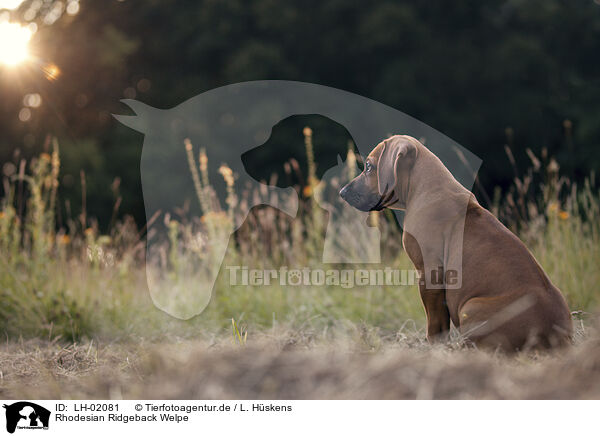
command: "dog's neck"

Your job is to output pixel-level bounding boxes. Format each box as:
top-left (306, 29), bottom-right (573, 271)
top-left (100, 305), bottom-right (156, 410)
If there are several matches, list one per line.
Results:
top-left (403, 145), bottom-right (472, 216)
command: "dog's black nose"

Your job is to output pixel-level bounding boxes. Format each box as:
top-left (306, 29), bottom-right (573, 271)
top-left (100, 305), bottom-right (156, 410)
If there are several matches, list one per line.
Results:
top-left (339, 185), bottom-right (349, 198)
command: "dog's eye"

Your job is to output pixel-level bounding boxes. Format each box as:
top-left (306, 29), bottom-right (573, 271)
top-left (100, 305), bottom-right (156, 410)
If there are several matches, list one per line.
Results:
top-left (365, 162), bottom-right (372, 172)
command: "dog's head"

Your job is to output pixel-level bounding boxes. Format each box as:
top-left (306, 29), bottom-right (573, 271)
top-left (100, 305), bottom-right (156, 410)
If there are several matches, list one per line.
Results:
top-left (339, 135), bottom-right (418, 211)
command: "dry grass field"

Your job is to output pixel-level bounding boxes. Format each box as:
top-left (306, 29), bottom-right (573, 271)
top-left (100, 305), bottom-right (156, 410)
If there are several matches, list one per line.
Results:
top-left (1, 324), bottom-right (599, 399)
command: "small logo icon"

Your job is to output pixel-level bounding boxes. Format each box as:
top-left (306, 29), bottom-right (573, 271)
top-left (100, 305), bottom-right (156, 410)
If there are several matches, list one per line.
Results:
top-left (3, 402), bottom-right (50, 433)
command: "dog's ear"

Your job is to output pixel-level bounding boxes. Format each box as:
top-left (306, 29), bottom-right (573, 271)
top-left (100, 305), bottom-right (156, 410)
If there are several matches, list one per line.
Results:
top-left (377, 136), bottom-right (417, 196)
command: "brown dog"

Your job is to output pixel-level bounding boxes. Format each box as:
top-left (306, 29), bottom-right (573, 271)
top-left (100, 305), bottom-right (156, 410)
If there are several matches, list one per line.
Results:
top-left (339, 135), bottom-right (572, 351)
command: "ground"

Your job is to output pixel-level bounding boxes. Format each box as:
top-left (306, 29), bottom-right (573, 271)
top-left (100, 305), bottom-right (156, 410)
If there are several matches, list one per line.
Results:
top-left (1, 324), bottom-right (599, 400)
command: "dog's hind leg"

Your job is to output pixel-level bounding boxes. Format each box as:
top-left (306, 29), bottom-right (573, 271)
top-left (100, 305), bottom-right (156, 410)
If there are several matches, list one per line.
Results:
top-left (458, 295), bottom-right (537, 352)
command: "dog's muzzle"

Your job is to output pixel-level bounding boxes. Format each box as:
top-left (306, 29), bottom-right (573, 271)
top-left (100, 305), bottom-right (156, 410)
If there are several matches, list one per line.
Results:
top-left (339, 185), bottom-right (350, 200)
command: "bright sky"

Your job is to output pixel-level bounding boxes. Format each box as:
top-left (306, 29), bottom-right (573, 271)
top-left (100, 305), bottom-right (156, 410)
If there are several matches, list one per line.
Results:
top-left (0, 0), bottom-right (24, 10)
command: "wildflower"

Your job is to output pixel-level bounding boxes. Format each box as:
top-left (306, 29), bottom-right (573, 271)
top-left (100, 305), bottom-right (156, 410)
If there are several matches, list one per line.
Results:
top-left (0, 211), bottom-right (5, 219)
top-left (40, 153), bottom-right (51, 162)
top-left (219, 164), bottom-right (237, 217)
top-left (199, 148), bottom-right (208, 174)
top-left (184, 139), bottom-right (209, 214)
top-left (198, 147), bottom-right (210, 192)
top-left (303, 185), bottom-right (312, 197)
top-left (547, 158), bottom-right (559, 175)
top-left (558, 211), bottom-right (569, 220)
top-left (218, 164), bottom-right (234, 187)
top-left (303, 126), bottom-right (316, 186)
top-left (84, 227), bottom-right (94, 237)
top-left (58, 234), bottom-right (71, 245)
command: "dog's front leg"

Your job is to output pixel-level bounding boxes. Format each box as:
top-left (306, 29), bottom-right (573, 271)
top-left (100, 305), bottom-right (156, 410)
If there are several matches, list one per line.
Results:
top-left (419, 287), bottom-right (450, 343)
top-left (402, 232), bottom-right (450, 343)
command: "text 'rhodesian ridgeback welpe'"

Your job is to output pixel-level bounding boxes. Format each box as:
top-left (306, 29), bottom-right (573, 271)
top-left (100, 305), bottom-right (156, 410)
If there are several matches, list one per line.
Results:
top-left (339, 135), bottom-right (572, 352)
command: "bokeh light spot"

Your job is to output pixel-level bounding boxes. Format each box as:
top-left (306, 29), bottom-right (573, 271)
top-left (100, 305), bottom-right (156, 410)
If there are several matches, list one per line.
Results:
top-left (137, 78), bottom-right (151, 92)
top-left (123, 87), bottom-right (136, 99)
top-left (66, 0), bottom-right (79, 16)
top-left (23, 93), bottom-right (42, 108)
top-left (43, 62), bottom-right (61, 80)
top-left (18, 107), bottom-right (31, 122)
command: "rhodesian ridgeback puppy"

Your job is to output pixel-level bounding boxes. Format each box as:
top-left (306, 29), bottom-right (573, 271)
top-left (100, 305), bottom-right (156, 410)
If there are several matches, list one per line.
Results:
top-left (339, 135), bottom-right (572, 352)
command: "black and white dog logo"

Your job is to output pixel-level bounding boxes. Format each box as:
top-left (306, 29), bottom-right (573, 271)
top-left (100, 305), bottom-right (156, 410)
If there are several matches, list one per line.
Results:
top-left (3, 402), bottom-right (50, 433)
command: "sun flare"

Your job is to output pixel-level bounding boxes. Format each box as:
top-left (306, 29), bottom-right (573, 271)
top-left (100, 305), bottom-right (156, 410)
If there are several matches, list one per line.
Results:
top-left (0, 22), bottom-right (32, 66)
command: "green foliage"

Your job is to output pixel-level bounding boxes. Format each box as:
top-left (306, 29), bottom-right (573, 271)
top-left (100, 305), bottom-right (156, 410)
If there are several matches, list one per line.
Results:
top-left (0, 144), bottom-right (140, 341)
top-left (2, 1), bottom-right (600, 230)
